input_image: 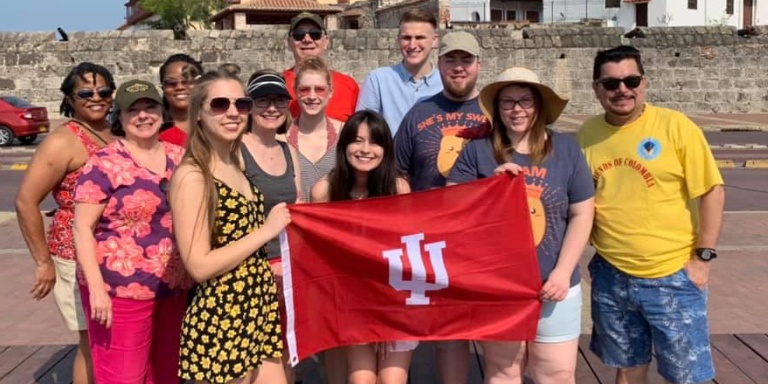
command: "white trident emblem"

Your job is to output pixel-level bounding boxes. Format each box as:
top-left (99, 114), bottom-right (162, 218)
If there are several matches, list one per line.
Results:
top-left (382, 233), bottom-right (449, 305)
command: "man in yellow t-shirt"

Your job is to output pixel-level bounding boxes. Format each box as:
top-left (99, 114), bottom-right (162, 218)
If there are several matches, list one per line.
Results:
top-left (578, 45), bottom-right (724, 384)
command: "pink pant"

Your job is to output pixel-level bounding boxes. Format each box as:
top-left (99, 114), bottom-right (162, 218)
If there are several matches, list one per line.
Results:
top-left (80, 285), bottom-right (187, 384)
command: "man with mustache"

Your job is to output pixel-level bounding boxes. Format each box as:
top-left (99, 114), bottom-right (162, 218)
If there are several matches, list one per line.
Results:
top-left (283, 12), bottom-right (359, 122)
top-left (355, 8), bottom-right (443, 136)
top-left (578, 45), bottom-right (724, 384)
top-left (393, 31), bottom-right (487, 384)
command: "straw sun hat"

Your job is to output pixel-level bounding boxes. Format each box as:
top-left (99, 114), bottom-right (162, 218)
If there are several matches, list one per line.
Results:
top-left (479, 67), bottom-right (568, 125)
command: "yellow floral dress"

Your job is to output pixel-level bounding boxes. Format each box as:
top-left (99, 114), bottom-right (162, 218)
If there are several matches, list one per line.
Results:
top-left (178, 180), bottom-right (282, 383)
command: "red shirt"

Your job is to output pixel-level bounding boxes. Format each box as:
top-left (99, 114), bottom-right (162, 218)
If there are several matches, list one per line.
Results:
top-left (159, 125), bottom-right (188, 147)
top-left (284, 69), bottom-right (360, 123)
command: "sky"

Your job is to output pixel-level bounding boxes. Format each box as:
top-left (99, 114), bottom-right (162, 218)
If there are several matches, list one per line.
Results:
top-left (0, 0), bottom-right (125, 32)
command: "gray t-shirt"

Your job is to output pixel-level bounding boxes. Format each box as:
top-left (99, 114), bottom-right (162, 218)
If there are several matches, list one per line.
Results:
top-left (447, 132), bottom-right (594, 287)
top-left (394, 93), bottom-right (489, 192)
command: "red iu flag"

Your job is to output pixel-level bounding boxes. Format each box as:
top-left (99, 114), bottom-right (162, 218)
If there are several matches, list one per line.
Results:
top-left (279, 174), bottom-right (541, 366)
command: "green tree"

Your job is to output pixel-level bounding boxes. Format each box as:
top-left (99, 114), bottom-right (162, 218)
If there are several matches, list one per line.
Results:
top-left (138, 0), bottom-right (227, 30)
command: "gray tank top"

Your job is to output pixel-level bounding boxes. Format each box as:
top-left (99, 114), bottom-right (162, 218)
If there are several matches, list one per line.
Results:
top-left (240, 141), bottom-right (297, 259)
top-left (297, 144), bottom-right (336, 203)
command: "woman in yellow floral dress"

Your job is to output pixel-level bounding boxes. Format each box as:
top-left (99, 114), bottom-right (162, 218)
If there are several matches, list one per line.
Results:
top-left (169, 69), bottom-right (291, 384)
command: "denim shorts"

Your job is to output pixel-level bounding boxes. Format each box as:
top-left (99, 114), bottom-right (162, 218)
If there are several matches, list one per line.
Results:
top-left (588, 255), bottom-right (715, 384)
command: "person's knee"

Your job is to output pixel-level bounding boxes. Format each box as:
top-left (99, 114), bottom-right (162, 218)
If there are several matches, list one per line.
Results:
top-left (348, 371), bottom-right (376, 384)
top-left (529, 368), bottom-right (575, 384)
top-left (616, 364), bottom-right (649, 384)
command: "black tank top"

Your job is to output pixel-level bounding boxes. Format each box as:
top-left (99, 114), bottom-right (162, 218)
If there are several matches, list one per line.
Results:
top-left (240, 141), bottom-right (298, 259)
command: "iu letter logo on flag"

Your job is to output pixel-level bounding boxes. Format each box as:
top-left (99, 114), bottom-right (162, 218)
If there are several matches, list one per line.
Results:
top-left (279, 174), bottom-right (541, 365)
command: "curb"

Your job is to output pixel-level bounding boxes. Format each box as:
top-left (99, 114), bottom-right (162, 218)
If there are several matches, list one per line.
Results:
top-left (0, 164), bottom-right (28, 171)
top-left (745, 160), bottom-right (768, 169)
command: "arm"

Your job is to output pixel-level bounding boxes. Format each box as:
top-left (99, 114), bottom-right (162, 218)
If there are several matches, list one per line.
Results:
top-left (15, 129), bottom-right (78, 300)
top-left (395, 177), bottom-right (411, 195)
top-left (310, 177), bottom-right (331, 203)
top-left (73, 202), bottom-right (112, 327)
top-left (170, 166), bottom-right (291, 283)
top-left (541, 198), bottom-right (595, 301)
top-left (355, 73), bottom-right (381, 113)
top-left (288, 145), bottom-right (303, 203)
top-left (685, 185), bottom-right (725, 288)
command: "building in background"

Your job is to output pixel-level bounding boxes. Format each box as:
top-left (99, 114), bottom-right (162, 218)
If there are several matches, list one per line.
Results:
top-left (449, 0), bottom-right (768, 30)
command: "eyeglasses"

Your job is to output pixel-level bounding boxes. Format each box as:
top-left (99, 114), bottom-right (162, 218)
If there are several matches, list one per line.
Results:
top-left (254, 97), bottom-right (290, 109)
top-left (74, 87), bottom-right (114, 100)
top-left (297, 85), bottom-right (328, 98)
top-left (162, 78), bottom-right (194, 88)
top-left (499, 97), bottom-right (535, 110)
top-left (207, 97), bottom-right (255, 115)
top-left (292, 29), bottom-right (323, 41)
top-left (596, 75), bottom-right (644, 91)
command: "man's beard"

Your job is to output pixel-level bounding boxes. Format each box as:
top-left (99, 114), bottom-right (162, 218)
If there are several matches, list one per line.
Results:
top-left (442, 74), bottom-right (477, 99)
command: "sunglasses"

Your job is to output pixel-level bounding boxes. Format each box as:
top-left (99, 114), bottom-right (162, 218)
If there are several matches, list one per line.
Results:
top-left (207, 97), bottom-right (254, 115)
top-left (499, 97), bottom-right (535, 110)
top-left (597, 75), bottom-right (644, 91)
top-left (254, 97), bottom-right (290, 109)
top-left (297, 85), bottom-right (329, 98)
top-left (162, 78), bottom-right (194, 88)
top-left (74, 87), bottom-right (113, 100)
top-left (292, 29), bottom-right (323, 41)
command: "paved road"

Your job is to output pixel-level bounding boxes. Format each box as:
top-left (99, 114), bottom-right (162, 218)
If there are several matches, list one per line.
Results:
top-left (0, 168), bottom-right (764, 212)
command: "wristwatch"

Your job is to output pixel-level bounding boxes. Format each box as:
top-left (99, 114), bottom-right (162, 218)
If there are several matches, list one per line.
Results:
top-left (695, 248), bottom-right (718, 262)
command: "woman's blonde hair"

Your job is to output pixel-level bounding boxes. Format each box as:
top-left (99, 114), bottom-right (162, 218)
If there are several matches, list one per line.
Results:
top-left (295, 56), bottom-right (332, 89)
top-left (183, 70), bottom-right (247, 242)
top-left (491, 85), bottom-right (552, 165)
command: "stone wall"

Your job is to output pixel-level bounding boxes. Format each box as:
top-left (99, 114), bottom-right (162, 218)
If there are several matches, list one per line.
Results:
top-left (1, 26), bottom-right (767, 119)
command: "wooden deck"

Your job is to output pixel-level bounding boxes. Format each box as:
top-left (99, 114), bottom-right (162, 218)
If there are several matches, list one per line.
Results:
top-left (2, 334), bottom-right (767, 383)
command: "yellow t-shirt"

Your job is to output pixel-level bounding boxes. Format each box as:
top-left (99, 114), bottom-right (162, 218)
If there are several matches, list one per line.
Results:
top-left (578, 104), bottom-right (723, 278)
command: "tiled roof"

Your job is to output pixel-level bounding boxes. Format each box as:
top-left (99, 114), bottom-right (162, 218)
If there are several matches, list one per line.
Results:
top-left (226, 0), bottom-right (343, 12)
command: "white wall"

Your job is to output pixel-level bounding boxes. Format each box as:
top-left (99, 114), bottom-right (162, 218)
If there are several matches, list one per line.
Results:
top-left (656, 0), bottom-right (738, 27)
top-left (541, 0), bottom-right (611, 24)
top-left (451, 0), bottom-right (489, 22)
top-left (754, 0), bottom-right (768, 25)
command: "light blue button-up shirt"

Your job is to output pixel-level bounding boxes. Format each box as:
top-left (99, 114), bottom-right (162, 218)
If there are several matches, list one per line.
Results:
top-left (356, 61), bottom-right (443, 136)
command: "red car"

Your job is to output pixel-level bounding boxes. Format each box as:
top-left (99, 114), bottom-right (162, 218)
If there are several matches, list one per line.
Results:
top-left (0, 96), bottom-right (50, 146)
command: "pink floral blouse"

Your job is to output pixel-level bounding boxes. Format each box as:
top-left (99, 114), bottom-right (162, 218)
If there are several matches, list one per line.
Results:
top-left (74, 140), bottom-right (193, 300)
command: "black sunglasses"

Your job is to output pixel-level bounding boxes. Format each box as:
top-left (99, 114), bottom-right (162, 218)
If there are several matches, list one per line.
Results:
top-left (75, 87), bottom-right (114, 100)
top-left (597, 75), bottom-right (644, 91)
top-left (208, 97), bottom-right (254, 115)
top-left (254, 97), bottom-right (290, 109)
top-left (291, 29), bottom-right (323, 41)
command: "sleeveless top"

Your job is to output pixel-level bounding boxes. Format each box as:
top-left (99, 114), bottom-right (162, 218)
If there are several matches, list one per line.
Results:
top-left (47, 122), bottom-right (103, 261)
top-left (240, 141), bottom-right (298, 259)
top-left (178, 179), bottom-right (282, 383)
top-left (287, 118), bottom-right (338, 202)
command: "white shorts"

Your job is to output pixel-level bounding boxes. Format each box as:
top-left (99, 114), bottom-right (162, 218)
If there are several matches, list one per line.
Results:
top-left (52, 257), bottom-right (88, 331)
top-left (535, 284), bottom-right (582, 343)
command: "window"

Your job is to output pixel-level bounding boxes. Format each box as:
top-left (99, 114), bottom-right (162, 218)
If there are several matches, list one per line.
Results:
top-left (688, 0), bottom-right (697, 9)
top-left (491, 9), bottom-right (502, 21)
top-left (605, 0), bottom-right (620, 8)
top-left (506, 10), bottom-right (517, 21)
top-left (526, 11), bottom-right (540, 23)
top-left (726, 0), bottom-right (734, 14)
top-left (471, 11), bottom-right (481, 22)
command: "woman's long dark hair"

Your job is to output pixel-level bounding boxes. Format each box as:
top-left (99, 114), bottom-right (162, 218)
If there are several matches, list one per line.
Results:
top-left (328, 110), bottom-right (399, 201)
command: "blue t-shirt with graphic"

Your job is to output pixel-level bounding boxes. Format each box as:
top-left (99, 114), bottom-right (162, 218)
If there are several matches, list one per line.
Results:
top-left (447, 132), bottom-right (595, 287)
top-left (394, 93), bottom-right (489, 192)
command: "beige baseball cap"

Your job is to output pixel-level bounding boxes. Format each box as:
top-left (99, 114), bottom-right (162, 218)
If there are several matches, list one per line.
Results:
top-left (438, 31), bottom-right (481, 57)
